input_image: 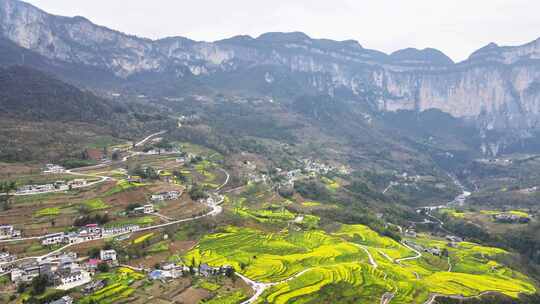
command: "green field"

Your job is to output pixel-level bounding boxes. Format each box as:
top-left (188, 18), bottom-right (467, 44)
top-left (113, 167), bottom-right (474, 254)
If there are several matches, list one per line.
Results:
top-left (104, 216), bottom-right (154, 228)
top-left (78, 267), bottom-right (144, 304)
top-left (84, 198), bottom-right (110, 211)
top-left (185, 224), bottom-right (536, 303)
top-left (34, 207), bottom-right (60, 217)
top-left (133, 232), bottom-right (154, 244)
top-left (199, 281), bottom-right (221, 292)
top-left (205, 291), bottom-right (248, 304)
top-left (234, 207), bottom-right (296, 224)
top-left (103, 180), bottom-right (145, 196)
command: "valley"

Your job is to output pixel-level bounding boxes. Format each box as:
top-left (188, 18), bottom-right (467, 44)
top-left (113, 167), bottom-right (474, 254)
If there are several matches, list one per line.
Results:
top-left (0, 0), bottom-right (540, 303)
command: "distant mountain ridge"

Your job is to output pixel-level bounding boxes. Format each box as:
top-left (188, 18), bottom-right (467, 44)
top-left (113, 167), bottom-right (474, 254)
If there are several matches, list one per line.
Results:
top-left (3, 0), bottom-right (540, 155)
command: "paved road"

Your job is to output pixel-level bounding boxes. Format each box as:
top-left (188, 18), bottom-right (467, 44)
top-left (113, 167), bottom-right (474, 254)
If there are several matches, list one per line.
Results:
top-left (135, 130), bottom-right (167, 147)
top-left (381, 292), bottom-right (395, 304)
top-left (237, 269), bottom-right (312, 304)
top-left (395, 242), bottom-right (422, 263)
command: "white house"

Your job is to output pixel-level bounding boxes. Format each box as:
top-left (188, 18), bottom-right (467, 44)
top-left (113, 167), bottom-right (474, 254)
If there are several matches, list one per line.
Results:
top-left (58, 270), bottom-right (83, 285)
top-left (100, 249), bottom-right (117, 262)
top-left (43, 164), bottom-right (66, 174)
top-left (143, 204), bottom-right (155, 214)
top-left (69, 179), bottom-right (87, 187)
top-left (49, 296), bottom-right (73, 304)
top-left (42, 233), bottom-right (66, 246)
top-left (0, 225), bottom-right (14, 239)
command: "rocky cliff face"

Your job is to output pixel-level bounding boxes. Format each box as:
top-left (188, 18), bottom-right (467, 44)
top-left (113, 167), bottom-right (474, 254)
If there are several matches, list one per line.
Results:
top-left (3, 0), bottom-right (540, 140)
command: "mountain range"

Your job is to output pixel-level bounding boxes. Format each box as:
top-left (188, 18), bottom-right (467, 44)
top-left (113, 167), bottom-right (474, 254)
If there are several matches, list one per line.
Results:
top-left (3, 0), bottom-right (540, 156)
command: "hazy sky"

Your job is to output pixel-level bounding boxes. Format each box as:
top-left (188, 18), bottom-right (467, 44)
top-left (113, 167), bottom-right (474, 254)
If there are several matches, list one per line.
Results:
top-left (24, 0), bottom-right (540, 62)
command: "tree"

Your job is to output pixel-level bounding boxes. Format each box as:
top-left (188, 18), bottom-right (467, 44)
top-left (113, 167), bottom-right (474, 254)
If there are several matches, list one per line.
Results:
top-left (189, 185), bottom-right (208, 201)
top-left (97, 262), bottom-right (110, 273)
top-left (88, 247), bottom-right (101, 259)
top-left (31, 275), bottom-right (49, 295)
top-left (111, 151), bottom-right (120, 161)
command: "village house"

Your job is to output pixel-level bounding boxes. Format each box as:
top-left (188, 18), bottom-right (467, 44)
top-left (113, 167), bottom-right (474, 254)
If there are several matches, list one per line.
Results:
top-left (55, 269), bottom-right (84, 286)
top-left (445, 235), bottom-right (463, 243)
top-left (0, 261), bottom-right (15, 273)
top-left (494, 213), bottom-right (531, 223)
top-left (0, 252), bottom-right (16, 263)
top-left (0, 225), bottom-right (20, 239)
top-left (83, 280), bottom-right (105, 294)
top-left (127, 175), bottom-right (143, 183)
top-left (426, 247), bottom-right (442, 256)
top-left (43, 164), bottom-right (66, 174)
top-left (134, 204), bottom-right (155, 214)
top-left (404, 229), bottom-right (417, 238)
top-left (49, 296), bottom-right (74, 304)
top-left (100, 249), bottom-right (117, 263)
top-left (11, 261), bottom-right (52, 283)
top-left (151, 191), bottom-right (181, 202)
top-left (102, 224), bottom-right (139, 236)
top-left (84, 259), bottom-right (101, 272)
top-left (42, 232), bottom-right (66, 246)
top-left (69, 179), bottom-right (87, 187)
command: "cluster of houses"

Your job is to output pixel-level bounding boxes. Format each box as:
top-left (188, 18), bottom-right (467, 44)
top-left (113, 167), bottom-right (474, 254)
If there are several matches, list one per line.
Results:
top-left (149, 262), bottom-right (233, 281)
top-left (199, 193), bottom-right (224, 206)
top-left (42, 224), bottom-right (140, 246)
top-left (43, 164), bottom-right (66, 174)
top-left (151, 190), bottom-right (181, 202)
top-left (16, 179), bottom-right (87, 195)
top-left (0, 225), bottom-right (21, 240)
top-left (493, 213), bottom-right (531, 223)
top-left (302, 159), bottom-right (334, 175)
top-left (8, 249), bottom-right (118, 292)
top-left (403, 234), bottom-right (464, 257)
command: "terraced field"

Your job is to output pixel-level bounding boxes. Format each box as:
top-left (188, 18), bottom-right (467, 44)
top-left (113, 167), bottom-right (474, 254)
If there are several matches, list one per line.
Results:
top-left (78, 267), bottom-right (144, 304)
top-left (185, 225), bottom-right (536, 303)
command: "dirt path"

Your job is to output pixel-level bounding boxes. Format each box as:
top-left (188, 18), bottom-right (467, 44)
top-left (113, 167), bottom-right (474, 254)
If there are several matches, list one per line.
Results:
top-left (237, 269), bottom-right (312, 304)
top-left (395, 242), bottom-right (422, 263)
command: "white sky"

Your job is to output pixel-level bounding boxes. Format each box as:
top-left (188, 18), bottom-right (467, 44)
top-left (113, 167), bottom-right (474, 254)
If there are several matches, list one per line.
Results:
top-left (23, 0), bottom-right (540, 62)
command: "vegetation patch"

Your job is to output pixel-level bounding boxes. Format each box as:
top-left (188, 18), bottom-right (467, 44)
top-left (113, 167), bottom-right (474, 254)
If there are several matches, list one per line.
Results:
top-left (133, 232), bottom-right (154, 245)
top-left (34, 207), bottom-right (60, 217)
top-left (103, 179), bottom-right (145, 196)
top-left (105, 216), bottom-right (154, 228)
top-left (198, 281), bottom-right (221, 292)
top-left (185, 225), bottom-right (535, 303)
top-left (78, 267), bottom-right (144, 304)
top-left (205, 291), bottom-right (248, 304)
top-left (234, 207), bottom-right (296, 223)
top-left (84, 198), bottom-right (110, 211)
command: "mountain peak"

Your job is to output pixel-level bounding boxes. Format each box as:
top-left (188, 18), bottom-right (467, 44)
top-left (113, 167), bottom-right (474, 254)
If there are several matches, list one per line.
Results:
top-left (390, 47), bottom-right (454, 65)
top-left (257, 32), bottom-right (312, 43)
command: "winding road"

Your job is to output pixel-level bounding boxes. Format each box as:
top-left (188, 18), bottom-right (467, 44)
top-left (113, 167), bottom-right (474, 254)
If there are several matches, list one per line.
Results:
top-left (237, 269), bottom-right (312, 304)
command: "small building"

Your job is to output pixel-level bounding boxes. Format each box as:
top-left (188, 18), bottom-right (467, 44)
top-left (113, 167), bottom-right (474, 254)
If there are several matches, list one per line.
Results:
top-left (83, 280), bottom-right (104, 294)
top-left (42, 233), bottom-right (66, 246)
top-left (445, 235), bottom-right (463, 243)
top-left (127, 176), bottom-right (143, 183)
top-left (143, 204), bottom-right (155, 214)
top-left (49, 296), bottom-right (73, 304)
top-left (426, 247), bottom-right (442, 256)
top-left (69, 179), bottom-right (87, 187)
top-left (85, 259), bottom-right (101, 271)
top-left (100, 250), bottom-right (117, 262)
top-left (0, 225), bottom-right (15, 239)
top-left (43, 164), bottom-right (66, 174)
top-left (151, 191), bottom-right (180, 202)
top-left (56, 270), bottom-right (83, 285)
